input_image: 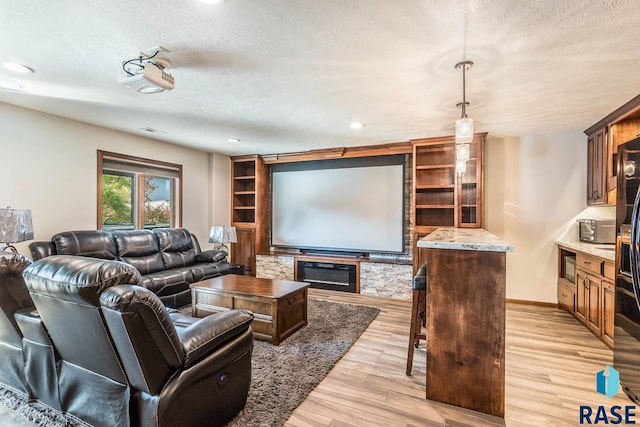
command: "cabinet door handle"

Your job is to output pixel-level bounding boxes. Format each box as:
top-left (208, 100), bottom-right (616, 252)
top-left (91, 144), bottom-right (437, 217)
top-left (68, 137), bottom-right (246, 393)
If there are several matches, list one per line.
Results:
top-left (583, 261), bottom-right (591, 265)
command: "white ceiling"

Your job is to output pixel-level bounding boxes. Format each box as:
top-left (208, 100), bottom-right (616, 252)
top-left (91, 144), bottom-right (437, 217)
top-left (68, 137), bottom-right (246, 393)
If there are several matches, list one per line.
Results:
top-left (1, 0), bottom-right (640, 156)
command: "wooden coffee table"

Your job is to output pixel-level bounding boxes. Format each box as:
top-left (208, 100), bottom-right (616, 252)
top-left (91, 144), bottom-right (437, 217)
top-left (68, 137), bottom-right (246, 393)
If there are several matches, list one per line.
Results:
top-left (190, 274), bottom-right (310, 345)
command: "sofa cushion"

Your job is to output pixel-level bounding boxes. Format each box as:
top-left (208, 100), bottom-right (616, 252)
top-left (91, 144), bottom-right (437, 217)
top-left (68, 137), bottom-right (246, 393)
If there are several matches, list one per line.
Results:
top-left (196, 250), bottom-right (227, 263)
top-left (112, 230), bottom-right (165, 275)
top-left (52, 231), bottom-right (118, 260)
top-left (139, 267), bottom-right (194, 298)
top-left (153, 228), bottom-right (196, 269)
top-left (190, 261), bottom-right (230, 282)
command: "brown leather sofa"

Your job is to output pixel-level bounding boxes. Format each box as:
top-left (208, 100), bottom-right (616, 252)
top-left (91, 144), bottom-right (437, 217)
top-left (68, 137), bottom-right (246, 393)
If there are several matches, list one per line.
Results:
top-left (29, 228), bottom-right (230, 307)
top-left (23, 255), bottom-right (253, 427)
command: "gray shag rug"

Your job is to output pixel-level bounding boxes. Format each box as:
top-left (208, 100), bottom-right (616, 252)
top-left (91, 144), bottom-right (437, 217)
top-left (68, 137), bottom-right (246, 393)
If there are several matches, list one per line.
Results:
top-left (0, 298), bottom-right (379, 427)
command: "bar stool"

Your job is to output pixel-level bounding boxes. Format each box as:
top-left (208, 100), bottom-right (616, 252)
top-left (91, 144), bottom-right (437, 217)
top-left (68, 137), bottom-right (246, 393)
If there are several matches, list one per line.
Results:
top-left (406, 262), bottom-right (427, 375)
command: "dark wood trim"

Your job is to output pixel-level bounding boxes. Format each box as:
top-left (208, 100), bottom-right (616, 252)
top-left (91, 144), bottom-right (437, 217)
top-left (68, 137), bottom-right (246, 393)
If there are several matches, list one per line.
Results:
top-left (506, 298), bottom-right (558, 308)
top-left (98, 149), bottom-right (185, 171)
top-left (585, 93), bottom-right (640, 135)
top-left (136, 176), bottom-right (145, 229)
top-left (96, 149), bottom-right (183, 229)
top-left (259, 141), bottom-right (412, 164)
top-left (96, 151), bottom-right (104, 228)
top-left (411, 132), bottom-right (488, 146)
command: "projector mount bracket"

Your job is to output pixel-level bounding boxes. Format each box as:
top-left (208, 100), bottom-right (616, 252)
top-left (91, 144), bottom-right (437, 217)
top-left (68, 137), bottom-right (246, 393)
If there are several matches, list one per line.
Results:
top-left (122, 46), bottom-right (171, 77)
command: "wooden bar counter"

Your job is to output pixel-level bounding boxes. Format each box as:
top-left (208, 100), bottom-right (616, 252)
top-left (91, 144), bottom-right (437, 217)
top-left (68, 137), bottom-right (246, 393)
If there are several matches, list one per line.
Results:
top-left (417, 227), bottom-right (514, 417)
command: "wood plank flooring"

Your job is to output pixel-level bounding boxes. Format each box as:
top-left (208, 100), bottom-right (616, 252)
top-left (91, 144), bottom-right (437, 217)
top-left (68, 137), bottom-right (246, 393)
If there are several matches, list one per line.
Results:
top-left (285, 289), bottom-right (634, 427)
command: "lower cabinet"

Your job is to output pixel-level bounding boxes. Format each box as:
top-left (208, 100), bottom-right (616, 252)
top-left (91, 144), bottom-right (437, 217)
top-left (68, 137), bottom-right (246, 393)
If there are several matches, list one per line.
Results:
top-left (231, 228), bottom-right (256, 276)
top-left (558, 245), bottom-right (614, 348)
top-left (602, 279), bottom-right (615, 348)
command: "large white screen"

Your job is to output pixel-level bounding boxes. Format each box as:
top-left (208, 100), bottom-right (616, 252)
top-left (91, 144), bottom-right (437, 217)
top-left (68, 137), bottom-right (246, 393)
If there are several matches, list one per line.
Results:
top-left (272, 162), bottom-right (404, 253)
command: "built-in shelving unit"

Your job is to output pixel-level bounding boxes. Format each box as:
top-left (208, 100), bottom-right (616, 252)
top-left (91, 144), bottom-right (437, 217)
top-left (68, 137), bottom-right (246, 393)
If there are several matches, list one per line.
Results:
top-left (411, 133), bottom-right (485, 272)
top-left (230, 155), bottom-right (268, 275)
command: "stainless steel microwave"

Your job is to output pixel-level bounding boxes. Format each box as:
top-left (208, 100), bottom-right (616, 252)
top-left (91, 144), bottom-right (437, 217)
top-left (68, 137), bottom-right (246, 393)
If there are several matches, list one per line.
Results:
top-left (577, 219), bottom-right (615, 244)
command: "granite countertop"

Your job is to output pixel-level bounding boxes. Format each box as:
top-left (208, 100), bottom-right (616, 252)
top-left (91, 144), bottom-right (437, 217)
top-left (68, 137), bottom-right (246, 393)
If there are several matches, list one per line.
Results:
top-left (556, 240), bottom-right (615, 261)
top-left (417, 227), bottom-right (514, 252)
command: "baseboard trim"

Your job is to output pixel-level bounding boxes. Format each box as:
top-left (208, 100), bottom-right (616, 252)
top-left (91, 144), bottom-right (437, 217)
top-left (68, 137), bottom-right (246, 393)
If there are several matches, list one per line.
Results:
top-left (506, 298), bottom-right (558, 308)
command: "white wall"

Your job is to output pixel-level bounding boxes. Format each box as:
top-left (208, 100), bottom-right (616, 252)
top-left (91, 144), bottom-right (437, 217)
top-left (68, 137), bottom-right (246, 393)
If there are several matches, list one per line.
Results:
top-left (0, 102), bottom-right (231, 255)
top-left (485, 132), bottom-right (603, 302)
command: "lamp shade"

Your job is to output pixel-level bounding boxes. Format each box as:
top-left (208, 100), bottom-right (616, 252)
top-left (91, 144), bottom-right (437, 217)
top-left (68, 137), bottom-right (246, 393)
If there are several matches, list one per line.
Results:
top-left (208, 226), bottom-right (237, 244)
top-left (455, 117), bottom-right (474, 144)
top-left (0, 208), bottom-right (34, 243)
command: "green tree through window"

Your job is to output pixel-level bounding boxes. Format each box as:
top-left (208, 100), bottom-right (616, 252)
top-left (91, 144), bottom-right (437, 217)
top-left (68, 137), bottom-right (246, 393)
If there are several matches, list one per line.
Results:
top-left (102, 173), bottom-right (133, 227)
top-left (98, 150), bottom-right (182, 230)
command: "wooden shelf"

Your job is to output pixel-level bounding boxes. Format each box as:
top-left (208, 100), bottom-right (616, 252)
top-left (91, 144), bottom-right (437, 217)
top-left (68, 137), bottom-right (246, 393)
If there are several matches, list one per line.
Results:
top-left (412, 133), bottom-right (485, 270)
top-left (416, 184), bottom-right (455, 190)
top-left (416, 164), bottom-right (455, 170)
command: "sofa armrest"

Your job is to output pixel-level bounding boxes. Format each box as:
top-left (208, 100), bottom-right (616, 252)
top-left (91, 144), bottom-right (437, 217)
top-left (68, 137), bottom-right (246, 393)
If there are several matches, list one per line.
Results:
top-left (15, 308), bottom-right (53, 345)
top-left (178, 310), bottom-right (253, 367)
top-left (196, 250), bottom-right (227, 263)
top-left (29, 241), bottom-right (55, 261)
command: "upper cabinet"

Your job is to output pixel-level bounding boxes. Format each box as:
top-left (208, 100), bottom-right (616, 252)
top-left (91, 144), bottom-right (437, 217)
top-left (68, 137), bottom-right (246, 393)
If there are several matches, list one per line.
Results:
top-left (585, 94), bottom-right (640, 206)
top-left (586, 127), bottom-right (607, 205)
top-left (411, 133), bottom-right (485, 236)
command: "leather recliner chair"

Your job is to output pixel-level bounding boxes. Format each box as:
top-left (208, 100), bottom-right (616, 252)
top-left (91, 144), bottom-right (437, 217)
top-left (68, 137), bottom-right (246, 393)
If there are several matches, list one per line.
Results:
top-left (22, 255), bottom-right (253, 427)
top-left (0, 251), bottom-right (62, 410)
top-left (0, 252), bottom-right (33, 394)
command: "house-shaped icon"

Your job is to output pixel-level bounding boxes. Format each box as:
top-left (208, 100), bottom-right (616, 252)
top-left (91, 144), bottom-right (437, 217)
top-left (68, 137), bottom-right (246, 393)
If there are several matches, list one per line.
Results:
top-left (596, 365), bottom-right (620, 398)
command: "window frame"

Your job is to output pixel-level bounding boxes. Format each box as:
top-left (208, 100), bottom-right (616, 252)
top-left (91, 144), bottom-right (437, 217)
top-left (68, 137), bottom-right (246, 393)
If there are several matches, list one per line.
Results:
top-left (97, 150), bottom-right (183, 230)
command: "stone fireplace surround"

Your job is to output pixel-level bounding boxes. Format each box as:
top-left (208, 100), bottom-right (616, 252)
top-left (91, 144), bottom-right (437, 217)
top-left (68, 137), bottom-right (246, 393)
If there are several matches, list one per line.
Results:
top-left (256, 254), bottom-right (412, 299)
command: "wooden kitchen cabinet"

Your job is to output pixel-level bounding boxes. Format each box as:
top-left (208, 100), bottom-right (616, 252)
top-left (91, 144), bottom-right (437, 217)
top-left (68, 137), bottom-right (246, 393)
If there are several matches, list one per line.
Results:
top-left (575, 267), bottom-right (588, 322)
top-left (586, 128), bottom-right (607, 205)
top-left (602, 279), bottom-right (615, 348)
top-left (557, 244), bottom-right (614, 348)
top-left (585, 93), bottom-right (640, 206)
top-left (585, 272), bottom-right (601, 334)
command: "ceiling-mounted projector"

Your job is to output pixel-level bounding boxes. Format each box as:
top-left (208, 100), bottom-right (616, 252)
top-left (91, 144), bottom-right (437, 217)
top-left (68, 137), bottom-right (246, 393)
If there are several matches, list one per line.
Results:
top-left (119, 46), bottom-right (175, 94)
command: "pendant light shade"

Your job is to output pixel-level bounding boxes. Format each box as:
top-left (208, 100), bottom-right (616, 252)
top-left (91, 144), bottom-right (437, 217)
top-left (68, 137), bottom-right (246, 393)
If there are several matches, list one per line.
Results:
top-left (454, 60), bottom-right (474, 144)
top-left (455, 117), bottom-right (474, 144)
top-left (456, 143), bottom-right (470, 162)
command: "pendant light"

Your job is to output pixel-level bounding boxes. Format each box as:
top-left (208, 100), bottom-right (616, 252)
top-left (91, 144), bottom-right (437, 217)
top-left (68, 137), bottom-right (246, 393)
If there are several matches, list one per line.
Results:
top-left (455, 60), bottom-right (474, 144)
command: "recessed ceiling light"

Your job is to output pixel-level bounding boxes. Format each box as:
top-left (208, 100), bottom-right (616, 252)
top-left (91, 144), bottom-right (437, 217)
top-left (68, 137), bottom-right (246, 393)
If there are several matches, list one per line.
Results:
top-left (199, 0), bottom-right (226, 4)
top-left (350, 122), bottom-right (365, 129)
top-left (2, 62), bottom-right (34, 74)
top-left (228, 138), bottom-right (240, 143)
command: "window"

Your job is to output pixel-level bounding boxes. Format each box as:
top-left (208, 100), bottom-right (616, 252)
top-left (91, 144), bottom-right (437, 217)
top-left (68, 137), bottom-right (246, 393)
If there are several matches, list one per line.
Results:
top-left (97, 150), bottom-right (182, 230)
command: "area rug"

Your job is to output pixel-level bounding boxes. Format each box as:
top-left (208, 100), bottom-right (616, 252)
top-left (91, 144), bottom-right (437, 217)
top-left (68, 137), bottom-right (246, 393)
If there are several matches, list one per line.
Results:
top-left (0, 298), bottom-right (379, 427)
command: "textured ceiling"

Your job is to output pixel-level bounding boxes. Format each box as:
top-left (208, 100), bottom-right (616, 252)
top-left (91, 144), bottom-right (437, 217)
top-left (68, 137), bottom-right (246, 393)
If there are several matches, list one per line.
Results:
top-left (1, 0), bottom-right (639, 155)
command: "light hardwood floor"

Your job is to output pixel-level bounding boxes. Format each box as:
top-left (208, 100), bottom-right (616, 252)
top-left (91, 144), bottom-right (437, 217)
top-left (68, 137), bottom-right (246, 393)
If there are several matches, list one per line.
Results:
top-left (286, 289), bottom-right (634, 427)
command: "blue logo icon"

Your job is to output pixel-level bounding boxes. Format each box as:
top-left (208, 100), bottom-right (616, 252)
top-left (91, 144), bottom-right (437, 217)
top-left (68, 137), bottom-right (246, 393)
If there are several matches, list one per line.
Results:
top-left (596, 365), bottom-right (620, 398)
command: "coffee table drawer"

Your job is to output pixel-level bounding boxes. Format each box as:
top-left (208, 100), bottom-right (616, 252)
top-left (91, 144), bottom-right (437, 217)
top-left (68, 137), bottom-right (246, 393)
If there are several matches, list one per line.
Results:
top-left (234, 297), bottom-right (273, 318)
top-left (194, 291), bottom-right (233, 309)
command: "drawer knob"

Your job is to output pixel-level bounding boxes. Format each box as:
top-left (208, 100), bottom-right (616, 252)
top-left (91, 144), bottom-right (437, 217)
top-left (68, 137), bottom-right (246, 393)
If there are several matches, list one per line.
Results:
top-left (288, 297), bottom-right (297, 305)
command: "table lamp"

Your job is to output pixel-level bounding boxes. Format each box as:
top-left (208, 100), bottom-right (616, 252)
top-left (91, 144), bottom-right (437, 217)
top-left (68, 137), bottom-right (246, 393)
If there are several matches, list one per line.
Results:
top-left (208, 225), bottom-right (237, 253)
top-left (0, 207), bottom-right (34, 253)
